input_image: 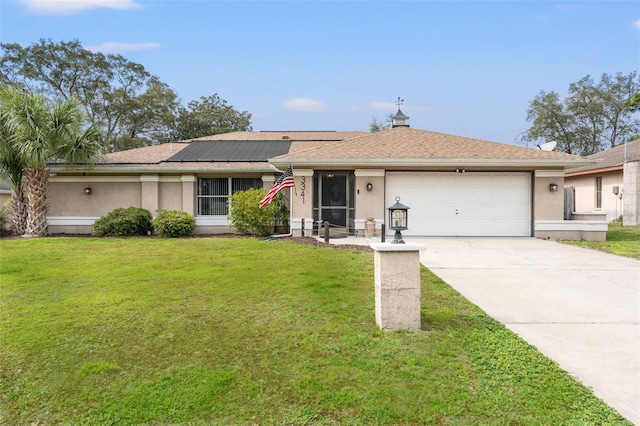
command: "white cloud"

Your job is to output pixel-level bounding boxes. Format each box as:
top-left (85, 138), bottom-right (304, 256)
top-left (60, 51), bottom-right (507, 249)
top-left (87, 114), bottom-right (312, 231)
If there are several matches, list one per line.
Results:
top-left (282, 98), bottom-right (326, 112)
top-left (369, 101), bottom-right (396, 111)
top-left (632, 19), bottom-right (640, 30)
top-left (19, 0), bottom-right (141, 15)
top-left (84, 42), bottom-right (161, 54)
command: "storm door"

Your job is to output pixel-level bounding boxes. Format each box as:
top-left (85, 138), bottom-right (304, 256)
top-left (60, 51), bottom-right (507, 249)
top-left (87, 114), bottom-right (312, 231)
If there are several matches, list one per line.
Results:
top-left (313, 172), bottom-right (355, 236)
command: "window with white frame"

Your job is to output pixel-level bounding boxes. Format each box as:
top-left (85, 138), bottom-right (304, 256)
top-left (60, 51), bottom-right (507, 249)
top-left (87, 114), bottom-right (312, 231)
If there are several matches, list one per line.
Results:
top-left (595, 176), bottom-right (602, 209)
top-left (197, 177), bottom-right (263, 215)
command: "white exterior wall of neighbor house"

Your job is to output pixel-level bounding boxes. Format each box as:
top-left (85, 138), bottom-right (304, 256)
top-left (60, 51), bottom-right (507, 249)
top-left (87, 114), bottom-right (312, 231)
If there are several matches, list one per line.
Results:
top-left (623, 161), bottom-right (640, 225)
top-left (566, 170), bottom-right (624, 221)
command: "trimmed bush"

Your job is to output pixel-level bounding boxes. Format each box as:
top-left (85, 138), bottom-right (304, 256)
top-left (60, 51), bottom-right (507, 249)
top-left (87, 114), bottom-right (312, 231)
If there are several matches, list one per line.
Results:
top-left (93, 207), bottom-right (153, 237)
top-left (228, 188), bottom-right (276, 237)
top-left (152, 209), bottom-right (195, 238)
top-left (0, 201), bottom-right (11, 236)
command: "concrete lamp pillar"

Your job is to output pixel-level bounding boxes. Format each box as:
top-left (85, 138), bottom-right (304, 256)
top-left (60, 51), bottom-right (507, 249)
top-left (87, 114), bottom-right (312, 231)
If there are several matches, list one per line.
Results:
top-left (370, 242), bottom-right (426, 331)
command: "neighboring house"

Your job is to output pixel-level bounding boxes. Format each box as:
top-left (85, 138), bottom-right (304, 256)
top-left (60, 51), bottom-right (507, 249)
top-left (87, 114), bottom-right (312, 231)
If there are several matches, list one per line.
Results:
top-left (0, 179), bottom-right (10, 206)
top-left (46, 112), bottom-right (596, 239)
top-left (565, 139), bottom-right (640, 225)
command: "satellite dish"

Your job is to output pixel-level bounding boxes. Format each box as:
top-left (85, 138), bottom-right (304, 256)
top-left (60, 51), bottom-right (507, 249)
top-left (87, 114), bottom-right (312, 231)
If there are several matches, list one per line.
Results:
top-left (538, 141), bottom-right (557, 151)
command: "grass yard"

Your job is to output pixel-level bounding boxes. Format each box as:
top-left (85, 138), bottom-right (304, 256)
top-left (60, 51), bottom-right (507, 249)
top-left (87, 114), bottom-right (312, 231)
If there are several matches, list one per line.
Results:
top-left (563, 221), bottom-right (640, 259)
top-left (0, 237), bottom-right (631, 425)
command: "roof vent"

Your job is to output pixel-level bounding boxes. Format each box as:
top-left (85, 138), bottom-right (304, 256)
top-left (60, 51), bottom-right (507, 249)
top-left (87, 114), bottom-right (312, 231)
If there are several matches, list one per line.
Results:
top-left (282, 135), bottom-right (290, 139)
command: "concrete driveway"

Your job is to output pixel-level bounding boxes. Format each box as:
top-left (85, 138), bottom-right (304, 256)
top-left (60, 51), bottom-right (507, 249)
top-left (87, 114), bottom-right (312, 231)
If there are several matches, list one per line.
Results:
top-left (409, 237), bottom-right (640, 425)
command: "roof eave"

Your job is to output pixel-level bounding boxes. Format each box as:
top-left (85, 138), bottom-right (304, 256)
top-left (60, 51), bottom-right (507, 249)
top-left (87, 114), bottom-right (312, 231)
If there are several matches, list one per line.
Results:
top-left (48, 164), bottom-right (280, 174)
top-left (269, 158), bottom-right (597, 169)
top-left (565, 165), bottom-right (624, 177)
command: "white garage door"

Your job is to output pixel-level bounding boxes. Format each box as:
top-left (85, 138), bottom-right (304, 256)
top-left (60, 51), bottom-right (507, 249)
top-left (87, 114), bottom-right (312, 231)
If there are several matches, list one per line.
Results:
top-left (385, 172), bottom-right (531, 237)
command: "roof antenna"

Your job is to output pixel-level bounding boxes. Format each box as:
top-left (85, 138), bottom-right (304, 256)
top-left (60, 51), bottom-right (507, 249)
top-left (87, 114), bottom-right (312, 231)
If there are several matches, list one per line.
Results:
top-left (537, 141), bottom-right (557, 151)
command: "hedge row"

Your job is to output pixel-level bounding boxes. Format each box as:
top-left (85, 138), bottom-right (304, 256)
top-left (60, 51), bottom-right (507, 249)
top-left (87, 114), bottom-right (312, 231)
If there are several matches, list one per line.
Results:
top-left (93, 208), bottom-right (195, 238)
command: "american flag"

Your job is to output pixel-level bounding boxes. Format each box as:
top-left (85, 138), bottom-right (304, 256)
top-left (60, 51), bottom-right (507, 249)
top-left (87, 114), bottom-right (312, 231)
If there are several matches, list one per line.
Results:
top-left (259, 165), bottom-right (294, 208)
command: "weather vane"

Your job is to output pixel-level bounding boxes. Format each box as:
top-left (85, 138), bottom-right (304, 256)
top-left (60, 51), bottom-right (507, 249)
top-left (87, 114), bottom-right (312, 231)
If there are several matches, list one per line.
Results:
top-left (396, 96), bottom-right (404, 108)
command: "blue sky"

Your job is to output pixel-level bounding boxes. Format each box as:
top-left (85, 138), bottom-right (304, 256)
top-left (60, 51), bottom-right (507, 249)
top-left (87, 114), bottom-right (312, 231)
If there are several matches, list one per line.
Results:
top-left (1, 0), bottom-right (638, 145)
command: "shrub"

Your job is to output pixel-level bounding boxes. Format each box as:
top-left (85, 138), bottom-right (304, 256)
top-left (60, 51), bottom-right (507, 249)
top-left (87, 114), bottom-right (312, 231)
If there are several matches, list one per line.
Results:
top-left (0, 201), bottom-right (11, 236)
top-left (228, 188), bottom-right (276, 237)
top-left (153, 209), bottom-right (195, 238)
top-left (93, 207), bottom-right (153, 237)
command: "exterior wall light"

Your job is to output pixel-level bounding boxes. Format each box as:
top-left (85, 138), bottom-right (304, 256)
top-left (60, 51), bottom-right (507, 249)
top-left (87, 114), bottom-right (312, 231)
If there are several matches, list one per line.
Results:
top-left (549, 183), bottom-right (559, 193)
top-left (388, 196), bottom-right (409, 244)
top-left (84, 187), bottom-right (92, 195)
top-left (366, 182), bottom-right (373, 192)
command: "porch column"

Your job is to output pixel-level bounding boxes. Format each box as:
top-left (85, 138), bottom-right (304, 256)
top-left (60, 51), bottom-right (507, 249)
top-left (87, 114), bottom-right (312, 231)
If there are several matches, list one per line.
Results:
top-left (181, 175), bottom-right (196, 215)
top-left (291, 169), bottom-right (314, 237)
top-left (354, 169), bottom-right (385, 237)
top-left (140, 175), bottom-right (159, 214)
top-left (623, 161), bottom-right (640, 225)
top-left (261, 174), bottom-right (275, 190)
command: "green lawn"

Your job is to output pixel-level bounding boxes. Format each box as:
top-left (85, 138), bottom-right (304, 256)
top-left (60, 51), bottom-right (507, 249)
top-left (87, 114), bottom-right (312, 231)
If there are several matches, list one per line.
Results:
top-left (563, 221), bottom-right (640, 259)
top-left (0, 237), bottom-right (630, 425)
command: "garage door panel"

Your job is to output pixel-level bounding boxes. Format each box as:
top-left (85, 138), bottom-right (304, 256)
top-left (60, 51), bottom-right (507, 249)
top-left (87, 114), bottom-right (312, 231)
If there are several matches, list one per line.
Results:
top-left (386, 172), bottom-right (531, 237)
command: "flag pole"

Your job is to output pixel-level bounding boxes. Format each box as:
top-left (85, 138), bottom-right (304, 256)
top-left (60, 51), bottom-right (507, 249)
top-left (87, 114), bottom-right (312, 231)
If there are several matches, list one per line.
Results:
top-left (267, 164), bottom-right (294, 238)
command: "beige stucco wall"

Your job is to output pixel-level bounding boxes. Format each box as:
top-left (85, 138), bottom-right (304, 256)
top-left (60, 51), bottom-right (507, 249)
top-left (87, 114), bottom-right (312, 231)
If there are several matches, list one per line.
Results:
top-left (47, 176), bottom-right (189, 233)
top-left (289, 169), bottom-right (387, 237)
top-left (159, 181), bottom-right (183, 211)
top-left (46, 172), bottom-right (273, 234)
top-left (48, 180), bottom-right (142, 217)
top-left (287, 168), bottom-right (569, 238)
top-left (43, 166), bottom-right (575, 237)
top-left (290, 170), bottom-right (312, 219)
top-left (355, 170), bottom-right (386, 220)
top-left (290, 169), bottom-right (313, 236)
top-left (533, 171), bottom-right (564, 221)
top-left (565, 170), bottom-right (624, 221)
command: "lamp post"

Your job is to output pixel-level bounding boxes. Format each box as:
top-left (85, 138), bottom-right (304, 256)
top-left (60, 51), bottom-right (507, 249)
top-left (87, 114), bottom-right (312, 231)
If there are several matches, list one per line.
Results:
top-left (388, 196), bottom-right (409, 244)
top-left (372, 195), bottom-right (423, 331)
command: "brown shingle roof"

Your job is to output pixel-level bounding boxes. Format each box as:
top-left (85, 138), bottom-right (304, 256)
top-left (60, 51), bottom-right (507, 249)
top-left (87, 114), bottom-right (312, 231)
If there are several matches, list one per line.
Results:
top-left (99, 143), bottom-right (190, 164)
top-left (92, 161), bottom-right (275, 172)
top-left (96, 132), bottom-right (361, 165)
top-left (188, 130), bottom-right (367, 141)
top-left (272, 127), bottom-right (590, 167)
top-left (565, 139), bottom-right (640, 175)
top-left (58, 128), bottom-right (595, 173)
top-left (88, 143), bottom-right (275, 172)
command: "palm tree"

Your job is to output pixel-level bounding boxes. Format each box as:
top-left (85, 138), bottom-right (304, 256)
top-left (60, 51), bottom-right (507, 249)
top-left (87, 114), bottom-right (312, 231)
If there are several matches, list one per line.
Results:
top-left (0, 88), bottom-right (29, 234)
top-left (0, 87), bottom-right (103, 236)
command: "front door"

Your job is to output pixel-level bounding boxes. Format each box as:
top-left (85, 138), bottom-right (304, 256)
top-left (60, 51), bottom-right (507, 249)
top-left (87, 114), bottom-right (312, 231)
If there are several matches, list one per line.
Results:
top-left (322, 174), bottom-right (347, 227)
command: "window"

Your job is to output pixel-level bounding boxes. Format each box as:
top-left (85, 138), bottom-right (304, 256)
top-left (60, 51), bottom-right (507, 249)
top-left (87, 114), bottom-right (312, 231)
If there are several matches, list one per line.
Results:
top-left (197, 178), bottom-right (263, 215)
top-left (595, 176), bottom-right (602, 209)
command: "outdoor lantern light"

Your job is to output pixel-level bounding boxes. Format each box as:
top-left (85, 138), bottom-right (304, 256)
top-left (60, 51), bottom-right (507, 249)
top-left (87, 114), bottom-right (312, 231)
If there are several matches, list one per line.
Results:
top-left (84, 187), bottom-right (92, 195)
top-left (388, 196), bottom-right (409, 244)
top-left (366, 182), bottom-right (373, 192)
top-left (549, 183), bottom-right (559, 193)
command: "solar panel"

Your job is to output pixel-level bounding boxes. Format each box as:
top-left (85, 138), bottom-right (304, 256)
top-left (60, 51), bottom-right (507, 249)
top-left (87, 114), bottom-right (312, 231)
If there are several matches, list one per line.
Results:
top-left (166, 140), bottom-right (292, 162)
